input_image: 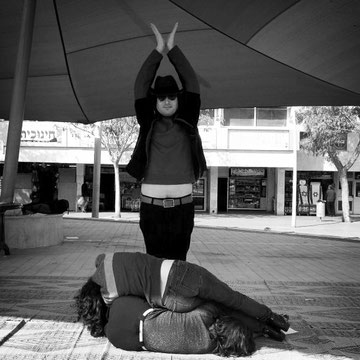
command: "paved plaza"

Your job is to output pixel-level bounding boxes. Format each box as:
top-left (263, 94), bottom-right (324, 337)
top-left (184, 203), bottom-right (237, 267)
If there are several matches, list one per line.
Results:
top-left (0, 213), bottom-right (359, 359)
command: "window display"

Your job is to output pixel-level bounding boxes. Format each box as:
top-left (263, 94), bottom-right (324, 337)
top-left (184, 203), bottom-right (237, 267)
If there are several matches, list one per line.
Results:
top-left (121, 182), bottom-right (141, 211)
top-left (228, 168), bottom-right (267, 210)
top-left (284, 171), bottom-right (333, 215)
top-left (284, 171), bottom-right (293, 215)
top-left (228, 178), bottom-right (262, 209)
top-left (192, 179), bottom-right (206, 211)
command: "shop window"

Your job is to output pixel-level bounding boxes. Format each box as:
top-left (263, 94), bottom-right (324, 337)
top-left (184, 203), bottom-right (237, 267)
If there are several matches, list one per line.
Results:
top-left (17, 162), bottom-right (34, 173)
top-left (223, 107), bottom-right (287, 127)
top-left (285, 170), bottom-right (334, 215)
top-left (223, 108), bottom-right (254, 126)
top-left (121, 182), bottom-right (141, 211)
top-left (256, 107), bottom-right (287, 127)
top-left (284, 171), bottom-right (293, 215)
top-left (339, 181), bottom-right (353, 197)
top-left (227, 168), bottom-right (266, 210)
top-left (299, 132), bottom-right (309, 149)
top-left (228, 178), bottom-right (261, 209)
top-left (356, 183), bottom-right (360, 197)
top-left (338, 200), bottom-right (352, 212)
top-left (192, 179), bottom-right (206, 211)
top-left (198, 109), bottom-right (215, 126)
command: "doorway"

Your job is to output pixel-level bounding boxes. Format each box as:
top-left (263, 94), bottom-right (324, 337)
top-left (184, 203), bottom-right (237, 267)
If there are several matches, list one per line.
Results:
top-left (354, 180), bottom-right (360, 214)
top-left (100, 173), bottom-right (115, 211)
top-left (217, 178), bottom-right (228, 212)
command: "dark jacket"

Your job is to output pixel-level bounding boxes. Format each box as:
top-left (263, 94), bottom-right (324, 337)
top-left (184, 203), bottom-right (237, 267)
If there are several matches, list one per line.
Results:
top-left (91, 252), bottom-right (162, 306)
top-left (126, 46), bottom-right (207, 182)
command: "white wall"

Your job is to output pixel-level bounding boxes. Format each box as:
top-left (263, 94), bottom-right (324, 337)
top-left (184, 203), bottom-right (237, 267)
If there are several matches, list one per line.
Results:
top-left (58, 168), bottom-right (77, 211)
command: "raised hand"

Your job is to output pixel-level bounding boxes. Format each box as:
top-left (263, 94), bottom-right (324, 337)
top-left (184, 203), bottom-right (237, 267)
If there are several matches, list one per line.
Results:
top-left (150, 23), bottom-right (165, 54)
top-left (167, 22), bottom-right (178, 51)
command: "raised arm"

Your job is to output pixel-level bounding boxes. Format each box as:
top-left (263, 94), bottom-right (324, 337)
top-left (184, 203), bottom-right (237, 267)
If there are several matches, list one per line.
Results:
top-left (166, 23), bottom-right (199, 94)
top-left (134, 24), bottom-right (164, 100)
top-left (151, 23), bottom-right (165, 54)
top-left (166, 22), bottom-right (178, 51)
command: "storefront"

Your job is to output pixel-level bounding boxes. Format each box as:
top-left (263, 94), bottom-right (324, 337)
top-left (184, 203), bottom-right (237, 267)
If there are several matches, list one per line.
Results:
top-left (71, 165), bottom-right (210, 212)
top-left (121, 179), bottom-right (207, 212)
top-left (284, 171), bottom-right (334, 215)
top-left (337, 172), bottom-right (360, 215)
top-left (228, 168), bottom-right (267, 210)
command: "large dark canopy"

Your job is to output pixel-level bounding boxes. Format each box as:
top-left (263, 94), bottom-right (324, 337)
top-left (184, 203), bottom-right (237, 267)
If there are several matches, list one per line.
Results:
top-left (1, 0), bottom-right (360, 124)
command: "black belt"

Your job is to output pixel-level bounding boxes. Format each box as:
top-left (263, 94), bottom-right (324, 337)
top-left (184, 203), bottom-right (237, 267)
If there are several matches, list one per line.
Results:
top-left (140, 194), bottom-right (193, 208)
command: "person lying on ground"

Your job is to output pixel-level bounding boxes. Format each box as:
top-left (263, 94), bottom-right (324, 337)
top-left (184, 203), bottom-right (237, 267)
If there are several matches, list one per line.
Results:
top-left (87, 295), bottom-right (286, 356)
top-left (74, 252), bottom-right (290, 344)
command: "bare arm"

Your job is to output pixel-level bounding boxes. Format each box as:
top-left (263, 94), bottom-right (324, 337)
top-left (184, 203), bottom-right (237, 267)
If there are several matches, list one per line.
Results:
top-left (150, 23), bottom-right (165, 54)
top-left (166, 23), bottom-right (199, 94)
top-left (166, 22), bottom-right (178, 51)
top-left (134, 24), bottom-right (164, 100)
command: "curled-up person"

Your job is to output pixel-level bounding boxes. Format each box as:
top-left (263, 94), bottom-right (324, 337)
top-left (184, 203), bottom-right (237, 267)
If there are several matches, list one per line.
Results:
top-left (74, 251), bottom-right (290, 356)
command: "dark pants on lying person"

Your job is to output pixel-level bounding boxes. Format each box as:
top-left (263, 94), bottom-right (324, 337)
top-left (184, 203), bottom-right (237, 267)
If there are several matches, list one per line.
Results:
top-left (162, 260), bottom-right (272, 321)
top-left (140, 201), bottom-right (194, 260)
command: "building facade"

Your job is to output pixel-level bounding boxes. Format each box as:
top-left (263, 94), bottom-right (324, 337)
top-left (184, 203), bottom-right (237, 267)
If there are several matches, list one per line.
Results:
top-left (1, 108), bottom-right (360, 215)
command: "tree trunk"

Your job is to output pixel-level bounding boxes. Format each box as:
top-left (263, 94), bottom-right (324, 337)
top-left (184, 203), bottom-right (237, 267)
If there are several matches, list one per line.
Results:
top-left (339, 169), bottom-right (351, 223)
top-left (113, 163), bottom-right (121, 218)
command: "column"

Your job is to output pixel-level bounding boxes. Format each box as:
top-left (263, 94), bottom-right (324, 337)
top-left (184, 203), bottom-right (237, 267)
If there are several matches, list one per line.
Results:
top-left (209, 166), bottom-right (218, 214)
top-left (0, 0), bottom-right (36, 203)
top-left (275, 169), bottom-right (285, 215)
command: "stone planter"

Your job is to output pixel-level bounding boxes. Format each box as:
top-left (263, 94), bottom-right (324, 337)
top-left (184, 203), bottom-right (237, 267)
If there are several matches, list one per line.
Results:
top-left (5, 213), bottom-right (64, 249)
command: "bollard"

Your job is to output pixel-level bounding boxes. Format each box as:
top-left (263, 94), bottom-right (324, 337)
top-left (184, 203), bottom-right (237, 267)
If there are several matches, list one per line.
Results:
top-left (316, 200), bottom-right (326, 220)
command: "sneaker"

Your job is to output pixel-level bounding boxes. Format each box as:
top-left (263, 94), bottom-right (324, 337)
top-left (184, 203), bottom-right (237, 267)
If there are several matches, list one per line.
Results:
top-left (267, 313), bottom-right (290, 332)
top-left (263, 325), bottom-right (286, 342)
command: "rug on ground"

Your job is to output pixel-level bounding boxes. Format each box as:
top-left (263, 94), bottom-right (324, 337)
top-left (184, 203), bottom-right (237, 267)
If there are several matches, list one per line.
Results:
top-left (0, 276), bottom-right (359, 359)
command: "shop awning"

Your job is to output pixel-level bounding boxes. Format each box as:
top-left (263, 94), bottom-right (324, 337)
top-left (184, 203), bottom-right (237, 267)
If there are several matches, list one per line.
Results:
top-left (1, 0), bottom-right (360, 124)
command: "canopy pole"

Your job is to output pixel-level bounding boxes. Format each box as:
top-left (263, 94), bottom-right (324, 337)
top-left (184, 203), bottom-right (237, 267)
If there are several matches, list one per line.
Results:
top-left (0, 0), bottom-right (36, 203)
top-left (91, 124), bottom-right (102, 218)
top-left (291, 108), bottom-right (298, 227)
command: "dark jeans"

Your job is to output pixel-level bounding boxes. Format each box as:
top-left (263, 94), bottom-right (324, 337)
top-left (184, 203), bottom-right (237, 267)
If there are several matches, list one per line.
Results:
top-left (140, 202), bottom-right (194, 260)
top-left (162, 261), bottom-right (272, 322)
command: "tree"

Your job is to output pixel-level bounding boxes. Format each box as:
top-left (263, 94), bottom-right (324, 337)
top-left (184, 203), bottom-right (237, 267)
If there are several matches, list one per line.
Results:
top-left (71, 117), bottom-right (139, 218)
top-left (198, 109), bottom-right (215, 127)
top-left (295, 106), bottom-right (360, 222)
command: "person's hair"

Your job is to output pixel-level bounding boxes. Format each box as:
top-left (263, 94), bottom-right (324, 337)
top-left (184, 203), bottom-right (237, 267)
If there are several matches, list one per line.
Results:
top-left (209, 316), bottom-right (255, 357)
top-left (73, 278), bottom-right (108, 337)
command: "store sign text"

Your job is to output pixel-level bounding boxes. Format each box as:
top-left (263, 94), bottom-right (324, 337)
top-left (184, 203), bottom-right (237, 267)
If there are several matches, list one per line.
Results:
top-left (230, 168), bottom-right (266, 177)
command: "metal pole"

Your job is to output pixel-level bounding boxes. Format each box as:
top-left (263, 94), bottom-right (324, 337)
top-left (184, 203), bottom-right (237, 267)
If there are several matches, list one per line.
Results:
top-left (92, 124), bottom-right (102, 218)
top-left (291, 108), bottom-right (298, 227)
top-left (0, 0), bottom-right (36, 203)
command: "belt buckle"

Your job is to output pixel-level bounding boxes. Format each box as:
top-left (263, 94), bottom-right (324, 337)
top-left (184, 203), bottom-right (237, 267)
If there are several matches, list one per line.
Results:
top-left (163, 199), bottom-right (175, 208)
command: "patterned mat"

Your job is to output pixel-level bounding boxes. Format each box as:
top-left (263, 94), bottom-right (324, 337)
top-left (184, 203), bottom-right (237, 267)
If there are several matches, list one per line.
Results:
top-left (0, 276), bottom-right (358, 359)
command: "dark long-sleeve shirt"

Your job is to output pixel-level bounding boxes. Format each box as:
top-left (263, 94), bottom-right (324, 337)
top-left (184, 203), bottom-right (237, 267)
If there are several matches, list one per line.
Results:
top-left (91, 252), bottom-right (162, 306)
top-left (126, 46), bottom-right (206, 182)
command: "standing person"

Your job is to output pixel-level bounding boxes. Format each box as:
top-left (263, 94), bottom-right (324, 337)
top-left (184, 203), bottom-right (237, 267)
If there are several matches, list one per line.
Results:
top-left (325, 184), bottom-right (336, 216)
top-left (80, 181), bottom-right (90, 213)
top-left (126, 23), bottom-right (206, 260)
